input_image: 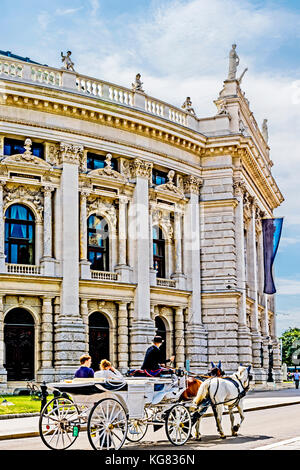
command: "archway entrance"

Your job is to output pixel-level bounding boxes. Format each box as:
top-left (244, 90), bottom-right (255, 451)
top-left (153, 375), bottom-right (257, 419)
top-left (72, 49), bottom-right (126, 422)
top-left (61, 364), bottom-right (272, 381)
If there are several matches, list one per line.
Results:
top-left (155, 316), bottom-right (166, 364)
top-left (4, 308), bottom-right (35, 381)
top-left (89, 312), bottom-right (110, 372)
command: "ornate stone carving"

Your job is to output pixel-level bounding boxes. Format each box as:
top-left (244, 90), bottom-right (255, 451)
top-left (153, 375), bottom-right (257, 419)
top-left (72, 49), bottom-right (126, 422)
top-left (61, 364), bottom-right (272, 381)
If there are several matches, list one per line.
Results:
top-left (88, 153), bottom-right (127, 183)
top-left (261, 119), bottom-right (268, 143)
top-left (86, 195), bottom-right (117, 228)
top-left (59, 142), bottom-right (84, 166)
top-left (181, 97), bottom-right (196, 115)
top-left (152, 208), bottom-right (173, 240)
top-left (3, 184), bottom-right (44, 218)
top-left (61, 51), bottom-right (75, 72)
top-left (228, 44), bottom-right (240, 80)
top-left (243, 191), bottom-right (253, 224)
top-left (233, 177), bottom-right (246, 197)
top-left (155, 170), bottom-right (185, 198)
top-left (183, 175), bottom-right (202, 195)
top-left (46, 143), bottom-right (60, 165)
top-left (130, 158), bottom-right (153, 180)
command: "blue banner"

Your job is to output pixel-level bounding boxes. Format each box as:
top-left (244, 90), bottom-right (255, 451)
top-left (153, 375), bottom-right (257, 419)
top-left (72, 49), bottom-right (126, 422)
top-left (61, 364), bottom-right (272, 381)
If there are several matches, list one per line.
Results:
top-left (262, 218), bottom-right (283, 294)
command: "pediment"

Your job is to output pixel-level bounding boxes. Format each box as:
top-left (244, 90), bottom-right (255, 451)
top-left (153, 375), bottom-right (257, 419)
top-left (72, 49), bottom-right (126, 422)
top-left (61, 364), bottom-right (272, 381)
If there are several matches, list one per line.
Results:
top-left (155, 182), bottom-right (185, 199)
top-left (87, 166), bottom-right (127, 183)
top-left (1, 153), bottom-right (52, 169)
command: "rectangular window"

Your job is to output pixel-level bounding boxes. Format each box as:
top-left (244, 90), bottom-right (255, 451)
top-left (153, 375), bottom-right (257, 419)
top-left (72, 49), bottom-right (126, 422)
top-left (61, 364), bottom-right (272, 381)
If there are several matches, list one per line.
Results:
top-left (87, 152), bottom-right (118, 171)
top-left (4, 138), bottom-right (44, 159)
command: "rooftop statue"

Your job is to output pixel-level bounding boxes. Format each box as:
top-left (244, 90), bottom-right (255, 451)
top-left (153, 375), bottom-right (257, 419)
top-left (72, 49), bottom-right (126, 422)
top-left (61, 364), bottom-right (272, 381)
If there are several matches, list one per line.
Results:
top-left (61, 51), bottom-right (75, 72)
top-left (132, 73), bottom-right (144, 92)
top-left (181, 97), bottom-right (196, 115)
top-left (262, 119), bottom-right (269, 143)
top-left (228, 44), bottom-right (240, 80)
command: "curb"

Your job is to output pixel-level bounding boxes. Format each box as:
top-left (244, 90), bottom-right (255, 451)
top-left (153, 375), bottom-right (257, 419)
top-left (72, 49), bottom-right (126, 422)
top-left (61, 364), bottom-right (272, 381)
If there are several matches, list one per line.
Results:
top-left (0, 400), bottom-right (300, 441)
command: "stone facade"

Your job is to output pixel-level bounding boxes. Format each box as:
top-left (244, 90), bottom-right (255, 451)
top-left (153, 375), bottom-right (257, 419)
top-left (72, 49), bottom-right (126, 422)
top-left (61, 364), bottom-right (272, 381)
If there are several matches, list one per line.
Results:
top-left (0, 52), bottom-right (283, 388)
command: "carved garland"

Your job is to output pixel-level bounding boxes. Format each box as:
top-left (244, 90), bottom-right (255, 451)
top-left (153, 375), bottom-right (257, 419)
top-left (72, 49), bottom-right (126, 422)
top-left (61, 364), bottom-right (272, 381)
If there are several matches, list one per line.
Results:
top-left (3, 184), bottom-right (44, 220)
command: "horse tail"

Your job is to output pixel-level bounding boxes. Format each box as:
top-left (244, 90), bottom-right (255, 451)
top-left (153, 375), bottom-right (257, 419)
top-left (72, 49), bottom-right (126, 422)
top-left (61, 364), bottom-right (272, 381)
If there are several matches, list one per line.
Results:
top-left (193, 379), bottom-right (211, 406)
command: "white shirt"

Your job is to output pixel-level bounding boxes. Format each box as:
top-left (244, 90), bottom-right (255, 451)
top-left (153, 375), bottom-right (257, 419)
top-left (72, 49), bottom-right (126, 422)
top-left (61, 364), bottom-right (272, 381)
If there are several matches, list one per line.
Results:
top-left (94, 368), bottom-right (123, 380)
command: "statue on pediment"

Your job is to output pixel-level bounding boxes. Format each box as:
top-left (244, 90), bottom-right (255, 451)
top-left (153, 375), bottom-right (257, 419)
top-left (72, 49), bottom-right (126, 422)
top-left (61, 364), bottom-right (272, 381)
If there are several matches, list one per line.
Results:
top-left (181, 97), bottom-right (196, 115)
top-left (228, 44), bottom-right (240, 80)
top-left (132, 73), bottom-right (144, 92)
top-left (262, 119), bottom-right (268, 143)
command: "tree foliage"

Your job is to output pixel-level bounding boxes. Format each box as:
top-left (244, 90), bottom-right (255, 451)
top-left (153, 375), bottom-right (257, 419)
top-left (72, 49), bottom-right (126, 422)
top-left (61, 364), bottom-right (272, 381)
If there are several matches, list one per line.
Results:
top-left (280, 327), bottom-right (300, 365)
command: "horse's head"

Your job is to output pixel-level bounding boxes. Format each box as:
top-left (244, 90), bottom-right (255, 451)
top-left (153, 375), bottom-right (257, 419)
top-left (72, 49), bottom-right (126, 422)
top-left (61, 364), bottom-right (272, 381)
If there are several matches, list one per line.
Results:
top-left (237, 365), bottom-right (252, 390)
top-left (209, 361), bottom-right (225, 377)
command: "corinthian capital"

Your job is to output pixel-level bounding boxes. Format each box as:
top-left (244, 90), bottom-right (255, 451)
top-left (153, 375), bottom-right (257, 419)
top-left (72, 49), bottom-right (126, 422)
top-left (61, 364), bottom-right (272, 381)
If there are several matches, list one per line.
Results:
top-left (59, 142), bottom-right (84, 165)
top-left (233, 177), bottom-right (246, 197)
top-left (131, 158), bottom-right (153, 179)
top-left (183, 175), bottom-right (203, 195)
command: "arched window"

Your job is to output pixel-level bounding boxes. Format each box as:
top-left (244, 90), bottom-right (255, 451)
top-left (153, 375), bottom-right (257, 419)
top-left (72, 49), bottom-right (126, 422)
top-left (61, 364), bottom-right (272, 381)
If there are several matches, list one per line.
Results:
top-left (87, 215), bottom-right (109, 271)
top-left (153, 226), bottom-right (165, 278)
top-left (5, 204), bottom-right (35, 264)
top-left (155, 316), bottom-right (166, 363)
top-left (89, 312), bottom-right (110, 372)
top-left (4, 308), bottom-right (35, 381)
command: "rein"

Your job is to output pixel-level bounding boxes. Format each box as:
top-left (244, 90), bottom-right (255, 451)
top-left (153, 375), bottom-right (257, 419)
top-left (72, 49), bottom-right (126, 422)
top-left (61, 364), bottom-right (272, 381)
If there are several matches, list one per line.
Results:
top-left (207, 374), bottom-right (250, 408)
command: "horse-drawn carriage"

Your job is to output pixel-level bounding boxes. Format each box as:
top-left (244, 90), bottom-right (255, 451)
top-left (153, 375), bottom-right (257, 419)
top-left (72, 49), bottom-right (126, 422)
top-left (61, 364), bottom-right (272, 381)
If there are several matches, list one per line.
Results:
top-left (39, 369), bottom-right (193, 450)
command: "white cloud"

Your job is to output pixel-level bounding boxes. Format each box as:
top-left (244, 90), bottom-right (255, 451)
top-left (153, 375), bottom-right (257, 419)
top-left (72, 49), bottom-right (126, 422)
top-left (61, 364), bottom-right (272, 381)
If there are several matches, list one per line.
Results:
top-left (276, 278), bottom-right (300, 296)
top-left (55, 8), bottom-right (83, 16)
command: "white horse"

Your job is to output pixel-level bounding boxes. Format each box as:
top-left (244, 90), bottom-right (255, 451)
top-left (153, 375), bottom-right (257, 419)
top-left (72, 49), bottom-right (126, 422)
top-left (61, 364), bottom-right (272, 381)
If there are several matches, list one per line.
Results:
top-left (192, 365), bottom-right (252, 439)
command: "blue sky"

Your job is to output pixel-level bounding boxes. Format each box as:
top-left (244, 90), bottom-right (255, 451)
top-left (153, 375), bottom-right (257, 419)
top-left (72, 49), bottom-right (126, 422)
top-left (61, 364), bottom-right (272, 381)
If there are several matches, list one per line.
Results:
top-left (1, 0), bottom-right (300, 335)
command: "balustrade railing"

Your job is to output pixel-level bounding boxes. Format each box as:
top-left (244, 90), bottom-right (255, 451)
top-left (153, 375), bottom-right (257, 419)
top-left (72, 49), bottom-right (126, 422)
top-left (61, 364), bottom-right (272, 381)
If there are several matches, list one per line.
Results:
top-left (91, 270), bottom-right (119, 281)
top-left (6, 263), bottom-right (41, 275)
top-left (0, 55), bottom-right (194, 130)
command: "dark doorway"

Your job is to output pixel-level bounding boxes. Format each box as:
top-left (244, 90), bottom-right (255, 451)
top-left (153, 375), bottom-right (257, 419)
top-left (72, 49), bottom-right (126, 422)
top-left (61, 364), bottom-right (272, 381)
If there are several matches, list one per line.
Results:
top-left (4, 308), bottom-right (35, 381)
top-left (155, 316), bottom-right (166, 364)
top-left (89, 312), bottom-right (110, 372)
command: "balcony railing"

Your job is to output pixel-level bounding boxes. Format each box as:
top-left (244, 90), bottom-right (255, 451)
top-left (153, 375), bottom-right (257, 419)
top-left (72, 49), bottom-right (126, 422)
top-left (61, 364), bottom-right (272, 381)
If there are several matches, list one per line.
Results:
top-left (157, 278), bottom-right (177, 288)
top-left (90, 270), bottom-right (119, 281)
top-left (6, 263), bottom-right (41, 275)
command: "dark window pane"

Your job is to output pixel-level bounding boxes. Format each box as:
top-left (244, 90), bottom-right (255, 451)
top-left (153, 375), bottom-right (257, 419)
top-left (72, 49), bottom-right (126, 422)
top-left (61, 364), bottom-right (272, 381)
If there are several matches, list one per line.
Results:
top-left (152, 169), bottom-right (168, 185)
top-left (3, 138), bottom-right (44, 159)
top-left (87, 152), bottom-right (117, 171)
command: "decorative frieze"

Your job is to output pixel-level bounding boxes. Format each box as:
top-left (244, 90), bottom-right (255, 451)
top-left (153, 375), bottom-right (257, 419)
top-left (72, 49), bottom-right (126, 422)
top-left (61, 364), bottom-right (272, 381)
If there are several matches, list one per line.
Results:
top-left (3, 184), bottom-right (44, 219)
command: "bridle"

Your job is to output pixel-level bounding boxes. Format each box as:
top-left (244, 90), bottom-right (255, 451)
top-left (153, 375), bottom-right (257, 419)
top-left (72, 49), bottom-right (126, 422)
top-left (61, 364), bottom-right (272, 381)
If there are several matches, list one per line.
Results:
top-left (207, 369), bottom-right (252, 408)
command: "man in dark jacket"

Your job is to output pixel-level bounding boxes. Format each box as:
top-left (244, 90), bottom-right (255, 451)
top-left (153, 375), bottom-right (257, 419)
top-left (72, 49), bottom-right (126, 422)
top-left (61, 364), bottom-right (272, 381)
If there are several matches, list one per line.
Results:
top-left (142, 336), bottom-right (175, 371)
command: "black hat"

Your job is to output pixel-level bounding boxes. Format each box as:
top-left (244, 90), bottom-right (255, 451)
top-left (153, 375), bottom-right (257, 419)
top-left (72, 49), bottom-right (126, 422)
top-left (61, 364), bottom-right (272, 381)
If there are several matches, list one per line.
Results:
top-left (153, 335), bottom-right (163, 343)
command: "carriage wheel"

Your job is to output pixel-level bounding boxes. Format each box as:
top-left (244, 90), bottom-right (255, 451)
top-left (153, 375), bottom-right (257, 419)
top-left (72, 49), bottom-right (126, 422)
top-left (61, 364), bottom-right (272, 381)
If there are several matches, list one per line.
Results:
top-left (87, 398), bottom-right (128, 450)
top-left (165, 404), bottom-right (192, 446)
top-left (126, 409), bottom-right (149, 442)
top-left (39, 396), bottom-right (80, 450)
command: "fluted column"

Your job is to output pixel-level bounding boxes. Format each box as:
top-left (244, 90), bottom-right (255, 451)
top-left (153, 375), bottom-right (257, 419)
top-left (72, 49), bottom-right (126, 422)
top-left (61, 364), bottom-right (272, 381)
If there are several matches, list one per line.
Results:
top-left (183, 175), bottom-right (207, 372)
top-left (233, 178), bottom-right (252, 365)
top-left (41, 186), bottom-right (55, 276)
top-left (171, 208), bottom-right (186, 289)
top-left (79, 190), bottom-right (91, 279)
top-left (117, 302), bottom-right (129, 372)
top-left (80, 298), bottom-right (89, 351)
top-left (37, 296), bottom-right (55, 382)
top-left (175, 307), bottom-right (185, 368)
top-left (0, 182), bottom-right (6, 273)
top-left (115, 195), bottom-right (131, 282)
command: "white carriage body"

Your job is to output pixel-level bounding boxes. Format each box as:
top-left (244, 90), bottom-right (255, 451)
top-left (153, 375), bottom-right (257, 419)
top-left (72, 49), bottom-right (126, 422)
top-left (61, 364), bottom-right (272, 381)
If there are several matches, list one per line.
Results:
top-left (47, 374), bottom-right (187, 419)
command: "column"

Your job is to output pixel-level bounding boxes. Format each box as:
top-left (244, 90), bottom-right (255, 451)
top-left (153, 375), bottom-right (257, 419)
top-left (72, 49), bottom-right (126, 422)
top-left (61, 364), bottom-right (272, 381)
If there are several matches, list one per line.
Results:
top-left (117, 302), bottom-right (129, 372)
top-left (80, 298), bottom-right (89, 352)
top-left (79, 190), bottom-right (91, 279)
top-left (41, 186), bottom-right (56, 276)
top-left (129, 159), bottom-right (155, 367)
top-left (55, 143), bottom-right (85, 379)
top-left (183, 175), bottom-right (207, 372)
top-left (115, 195), bottom-right (131, 282)
top-left (174, 307), bottom-right (185, 368)
top-left (249, 201), bottom-right (263, 381)
top-left (149, 204), bottom-right (157, 285)
top-left (233, 178), bottom-right (252, 365)
top-left (0, 295), bottom-right (7, 388)
top-left (37, 296), bottom-right (55, 382)
top-left (0, 182), bottom-right (6, 272)
top-left (171, 207), bottom-right (186, 289)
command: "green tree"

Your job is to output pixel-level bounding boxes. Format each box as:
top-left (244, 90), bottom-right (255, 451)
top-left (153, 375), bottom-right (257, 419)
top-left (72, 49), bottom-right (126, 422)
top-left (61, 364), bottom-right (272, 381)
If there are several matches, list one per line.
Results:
top-left (280, 327), bottom-right (300, 365)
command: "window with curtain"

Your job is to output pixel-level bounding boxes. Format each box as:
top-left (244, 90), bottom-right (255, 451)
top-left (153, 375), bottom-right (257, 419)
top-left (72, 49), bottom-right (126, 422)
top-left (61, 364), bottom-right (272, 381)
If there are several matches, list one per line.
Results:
top-left (152, 169), bottom-right (168, 186)
top-left (5, 204), bottom-right (35, 264)
top-left (87, 215), bottom-right (109, 271)
top-left (153, 226), bottom-right (165, 278)
top-left (4, 138), bottom-right (44, 159)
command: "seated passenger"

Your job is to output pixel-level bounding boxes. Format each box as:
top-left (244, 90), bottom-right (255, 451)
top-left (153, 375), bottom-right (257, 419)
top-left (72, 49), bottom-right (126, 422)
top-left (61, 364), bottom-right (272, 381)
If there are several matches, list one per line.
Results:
top-left (74, 354), bottom-right (94, 378)
top-left (94, 359), bottom-right (123, 380)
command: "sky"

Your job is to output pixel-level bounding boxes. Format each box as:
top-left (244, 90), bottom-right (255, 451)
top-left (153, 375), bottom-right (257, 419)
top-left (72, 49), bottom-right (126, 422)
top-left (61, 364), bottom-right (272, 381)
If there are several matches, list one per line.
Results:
top-left (1, 0), bottom-right (300, 336)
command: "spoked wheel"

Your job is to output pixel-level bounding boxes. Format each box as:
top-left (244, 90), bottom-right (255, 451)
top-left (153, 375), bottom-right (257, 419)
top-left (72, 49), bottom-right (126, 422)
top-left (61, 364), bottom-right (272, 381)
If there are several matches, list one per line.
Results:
top-left (39, 396), bottom-right (80, 450)
top-left (127, 409), bottom-right (149, 442)
top-left (87, 398), bottom-right (128, 450)
top-left (165, 404), bottom-right (192, 446)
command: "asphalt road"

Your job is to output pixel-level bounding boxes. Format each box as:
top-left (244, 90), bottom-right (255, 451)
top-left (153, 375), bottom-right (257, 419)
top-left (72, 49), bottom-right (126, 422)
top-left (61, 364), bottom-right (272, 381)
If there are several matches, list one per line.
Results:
top-left (0, 401), bottom-right (299, 451)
